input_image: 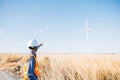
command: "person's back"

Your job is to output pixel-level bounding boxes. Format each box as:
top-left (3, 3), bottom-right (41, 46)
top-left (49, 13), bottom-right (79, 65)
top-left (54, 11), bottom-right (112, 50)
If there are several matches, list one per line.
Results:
top-left (23, 39), bottom-right (42, 80)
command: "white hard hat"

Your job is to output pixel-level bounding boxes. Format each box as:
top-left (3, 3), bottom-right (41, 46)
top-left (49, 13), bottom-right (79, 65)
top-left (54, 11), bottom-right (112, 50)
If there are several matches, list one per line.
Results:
top-left (27, 39), bottom-right (39, 47)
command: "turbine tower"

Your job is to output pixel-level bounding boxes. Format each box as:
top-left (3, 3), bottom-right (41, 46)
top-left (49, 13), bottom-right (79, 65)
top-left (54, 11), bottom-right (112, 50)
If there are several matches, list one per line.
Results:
top-left (81, 19), bottom-right (94, 54)
top-left (39, 27), bottom-right (48, 54)
top-left (35, 27), bottom-right (48, 53)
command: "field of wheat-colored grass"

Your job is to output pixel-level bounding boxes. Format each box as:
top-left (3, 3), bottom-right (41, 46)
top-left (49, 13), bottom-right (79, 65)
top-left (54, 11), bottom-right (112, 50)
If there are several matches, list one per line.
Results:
top-left (0, 53), bottom-right (120, 80)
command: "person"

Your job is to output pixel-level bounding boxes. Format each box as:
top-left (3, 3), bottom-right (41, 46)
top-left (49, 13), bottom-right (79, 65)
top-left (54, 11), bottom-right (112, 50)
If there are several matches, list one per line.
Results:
top-left (23, 39), bottom-right (42, 80)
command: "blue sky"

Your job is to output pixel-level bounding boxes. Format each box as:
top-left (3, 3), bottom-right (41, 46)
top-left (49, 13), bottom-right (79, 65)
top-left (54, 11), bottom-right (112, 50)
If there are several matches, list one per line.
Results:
top-left (0, 0), bottom-right (120, 54)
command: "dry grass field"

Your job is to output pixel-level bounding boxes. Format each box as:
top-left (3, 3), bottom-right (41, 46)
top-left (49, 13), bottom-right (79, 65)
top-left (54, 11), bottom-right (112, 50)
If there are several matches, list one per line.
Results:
top-left (0, 53), bottom-right (120, 80)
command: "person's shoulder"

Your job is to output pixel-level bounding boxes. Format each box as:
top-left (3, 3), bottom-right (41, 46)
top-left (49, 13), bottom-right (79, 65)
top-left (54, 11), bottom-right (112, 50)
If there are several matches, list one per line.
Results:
top-left (29, 56), bottom-right (35, 61)
top-left (27, 56), bottom-right (35, 63)
top-left (26, 52), bottom-right (35, 61)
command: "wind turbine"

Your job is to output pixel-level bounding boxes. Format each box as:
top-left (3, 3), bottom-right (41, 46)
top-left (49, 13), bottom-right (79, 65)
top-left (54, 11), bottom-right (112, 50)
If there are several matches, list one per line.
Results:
top-left (34, 27), bottom-right (48, 53)
top-left (81, 19), bottom-right (95, 54)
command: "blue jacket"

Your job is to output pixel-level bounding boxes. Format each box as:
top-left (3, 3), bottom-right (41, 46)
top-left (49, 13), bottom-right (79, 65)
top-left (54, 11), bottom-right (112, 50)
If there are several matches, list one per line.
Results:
top-left (26, 45), bottom-right (41, 80)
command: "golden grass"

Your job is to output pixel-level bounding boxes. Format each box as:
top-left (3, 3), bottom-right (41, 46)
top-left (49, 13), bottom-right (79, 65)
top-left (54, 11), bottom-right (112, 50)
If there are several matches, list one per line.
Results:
top-left (0, 53), bottom-right (23, 63)
top-left (0, 53), bottom-right (120, 80)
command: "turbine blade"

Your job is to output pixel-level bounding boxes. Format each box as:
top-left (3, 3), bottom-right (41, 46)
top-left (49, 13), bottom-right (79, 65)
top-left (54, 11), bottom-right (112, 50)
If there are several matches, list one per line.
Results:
top-left (80, 29), bottom-right (85, 32)
top-left (88, 28), bottom-right (95, 32)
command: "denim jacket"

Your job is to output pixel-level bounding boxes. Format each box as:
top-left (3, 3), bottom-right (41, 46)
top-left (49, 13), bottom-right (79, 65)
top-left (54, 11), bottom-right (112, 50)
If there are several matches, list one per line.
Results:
top-left (26, 45), bottom-right (41, 80)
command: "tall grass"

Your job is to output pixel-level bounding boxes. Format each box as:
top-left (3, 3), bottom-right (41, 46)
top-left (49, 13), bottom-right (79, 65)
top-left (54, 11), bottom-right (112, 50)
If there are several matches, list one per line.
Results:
top-left (0, 53), bottom-right (23, 63)
top-left (0, 53), bottom-right (120, 80)
top-left (37, 54), bottom-right (120, 80)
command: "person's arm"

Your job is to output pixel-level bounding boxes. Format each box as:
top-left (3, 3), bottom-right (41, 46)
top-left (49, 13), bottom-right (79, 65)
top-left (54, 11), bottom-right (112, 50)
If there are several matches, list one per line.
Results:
top-left (26, 57), bottom-right (37, 80)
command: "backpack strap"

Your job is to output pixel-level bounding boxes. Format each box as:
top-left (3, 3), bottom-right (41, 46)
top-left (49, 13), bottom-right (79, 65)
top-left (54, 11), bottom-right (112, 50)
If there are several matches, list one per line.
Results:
top-left (25, 54), bottom-right (36, 62)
